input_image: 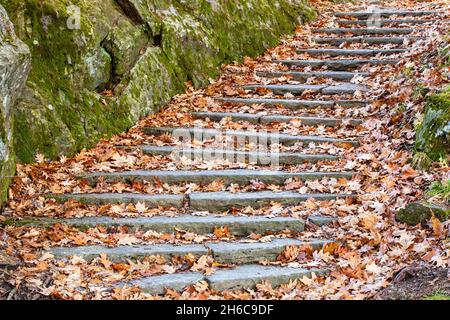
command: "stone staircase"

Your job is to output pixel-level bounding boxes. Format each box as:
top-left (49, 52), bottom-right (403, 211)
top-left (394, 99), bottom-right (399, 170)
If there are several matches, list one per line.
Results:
top-left (6, 2), bottom-right (444, 296)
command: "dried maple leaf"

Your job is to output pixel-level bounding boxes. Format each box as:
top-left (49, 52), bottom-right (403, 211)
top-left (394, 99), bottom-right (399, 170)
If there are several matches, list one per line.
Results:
top-left (214, 226), bottom-right (231, 239)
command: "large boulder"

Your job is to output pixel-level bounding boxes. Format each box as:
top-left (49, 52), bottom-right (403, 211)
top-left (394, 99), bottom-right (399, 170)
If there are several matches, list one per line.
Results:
top-left (0, 0), bottom-right (315, 163)
top-left (0, 5), bottom-right (30, 205)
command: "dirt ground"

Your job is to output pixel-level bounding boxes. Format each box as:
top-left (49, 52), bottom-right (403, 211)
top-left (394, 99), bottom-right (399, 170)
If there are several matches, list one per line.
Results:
top-left (376, 263), bottom-right (450, 300)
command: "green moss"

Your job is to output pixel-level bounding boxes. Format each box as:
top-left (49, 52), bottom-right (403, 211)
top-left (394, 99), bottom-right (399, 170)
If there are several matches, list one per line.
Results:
top-left (427, 179), bottom-right (450, 202)
top-left (415, 85), bottom-right (450, 162)
top-left (426, 291), bottom-right (450, 300)
top-left (396, 201), bottom-right (450, 225)
top-left (1, 0), bottom-right (316, 164)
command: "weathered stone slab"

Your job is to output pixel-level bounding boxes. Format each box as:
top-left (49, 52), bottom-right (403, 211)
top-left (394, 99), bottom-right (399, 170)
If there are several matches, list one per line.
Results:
top-left (206, 265), bottom-right (327, 291)
top-left (192, 112), bottom-right (261, 123)
top-left (51, 244), bottom-right (208, 262)
top-left (321, 83), bottom-right (368, 95)
top-left (127, 272), bottom-right (205, 295)
top-left (243, 84), bottom-right (327, 94)
top-left (256, 70), bottom-right (367, 81)
top-left (47, 193), bottom-right (184, 208)
top-left (396, 202), bottom-right (449, 226)
top-left (140, 146), bottom-right (340, 165)
top-left (215, 97), bottom-right (369, 109)
top-left (296, 48), bottom-right (407, 57)
top-left (274, 59), bottom-right (399, 71)
top-left (260, 115), bottom-right (363, 126)
top-left (314, 37), bottom-right (423, 45)
top-left (79, 169), bottom-right (355, 186)
top-left (312, 28), bottom-right (413, 35)
top-left (49, 238), bottom-right (332, 264)
top-left (308, 216), bottom-right (337, 226)
top-left (334, 10), bottom-right (440, 18)
top-left (337, 19), bottom-right (434, 26)
top-left (142, 127), bottom-right (360, 147)
top-left (11, 215), bottom-right (307, 236)
top-left (243, 83), bottom-right (368, 96)
top-left (209, 238), bottom-right (329, 264)
top-left (192, 111), bottom-right (362, 127)
top-left (189, 191), bottom-right (355, 212)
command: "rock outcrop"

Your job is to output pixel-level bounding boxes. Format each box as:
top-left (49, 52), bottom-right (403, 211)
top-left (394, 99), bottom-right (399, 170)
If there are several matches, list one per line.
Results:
top-left (0, 5), bottom-right (30, 205)
top-left (415, 85), bottom-right (450, 161)
top-left (0, 0), bottom-right (315, 163)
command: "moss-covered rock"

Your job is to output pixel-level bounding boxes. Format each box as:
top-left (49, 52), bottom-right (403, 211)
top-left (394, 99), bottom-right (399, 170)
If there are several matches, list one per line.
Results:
top-left (415, 85), bottom-right (450, 162)
top-left (0, 5), bottom-right (31, 206)
top-left (396, 201), bottom-right (450, 226)
top-left (0, 0), bottom-right (316, 164)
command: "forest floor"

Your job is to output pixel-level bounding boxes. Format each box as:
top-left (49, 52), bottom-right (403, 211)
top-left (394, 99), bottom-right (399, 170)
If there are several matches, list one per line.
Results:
top-left (0, 0), bottom-right (449, 300)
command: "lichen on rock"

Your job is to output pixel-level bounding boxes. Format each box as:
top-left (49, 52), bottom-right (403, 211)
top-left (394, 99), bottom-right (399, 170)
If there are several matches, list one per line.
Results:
top-left (0, 4), bottom-right (31, 205)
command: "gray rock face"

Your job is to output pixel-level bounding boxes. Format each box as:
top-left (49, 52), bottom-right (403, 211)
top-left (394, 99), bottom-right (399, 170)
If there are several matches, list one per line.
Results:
top-left (0, 5), bottom-right (30, 205)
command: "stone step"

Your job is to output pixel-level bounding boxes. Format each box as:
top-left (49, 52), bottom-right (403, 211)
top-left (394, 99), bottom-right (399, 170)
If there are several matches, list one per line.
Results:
top-left (243, 83), bottom-right (367, 95)
top-left (314, 36), bottom-right (424, 45)
top-left (126, 273), bottom-right (205, 295)
top-left (46, 191), bottom-right (355, 213)
top-left (215, 97), bottom-right (368, 109)
top-left (296, 48), bottom-right (407, 57)
top-left (140, 146), bottom-right (340, 165)
top-left (336, 19), bottom-right (435, 26)
top-left (189, 191), bottom-right (355, 212)
top-left (46, 193), bottom-right (185, 209)
top-left (126, 265), bottom-right (328, 294)
top-left (80, 169), bottom-right (356, 186)
top-left (206, 264), bottom-right (328, 291)
top-left (334, 10), bottom-right (441, 18)
top-left (208, 238), bottom-right (329, 264)
top-left (51, 244), bottom-right (208, 262)
top-left (50, 239), bottom-right (330, 264)
top-left (274, 59), bottom-right (398, 70)
top-left (8, 215), bottom-right (316, 236)
top-left (256, 70), bottom-right (367, 81)
top-left (312, 27), bottom-right (413, 35)
top-left (192, 111), bottom-right (363, 126)
top-left (142, 127), bottom-right (360, 147)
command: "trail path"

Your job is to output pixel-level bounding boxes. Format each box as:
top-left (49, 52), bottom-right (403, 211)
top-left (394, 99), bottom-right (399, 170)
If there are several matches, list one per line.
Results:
top-left (1, 0), bottom-right (449, 300)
